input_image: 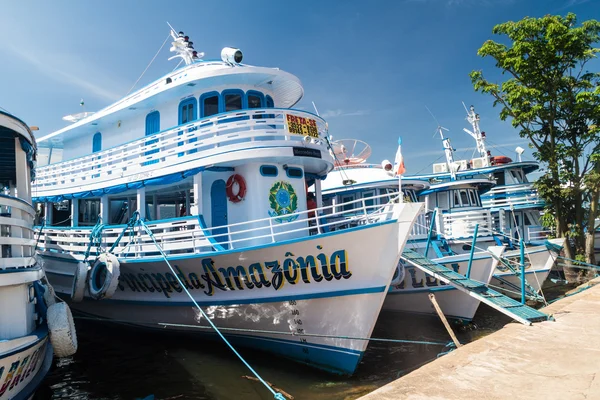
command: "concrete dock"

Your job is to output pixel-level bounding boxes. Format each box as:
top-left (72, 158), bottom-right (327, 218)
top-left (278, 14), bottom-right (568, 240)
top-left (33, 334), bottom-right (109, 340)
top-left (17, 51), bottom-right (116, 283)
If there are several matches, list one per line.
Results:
top-left (359, 278), bottom-right (600, 400)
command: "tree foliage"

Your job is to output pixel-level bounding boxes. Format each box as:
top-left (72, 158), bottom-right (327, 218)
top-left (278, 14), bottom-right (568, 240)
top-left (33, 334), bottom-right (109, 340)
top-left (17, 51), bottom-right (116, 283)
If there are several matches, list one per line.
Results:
top-left (470, 13), bottom-right (600, 273)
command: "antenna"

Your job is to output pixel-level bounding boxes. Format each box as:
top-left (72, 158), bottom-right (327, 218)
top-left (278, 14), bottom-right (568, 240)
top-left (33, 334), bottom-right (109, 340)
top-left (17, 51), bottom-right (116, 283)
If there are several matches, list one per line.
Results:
top-left (312, 101), bottom-right (320, 116)
top-left (463, 103), bottom-right (488, 162)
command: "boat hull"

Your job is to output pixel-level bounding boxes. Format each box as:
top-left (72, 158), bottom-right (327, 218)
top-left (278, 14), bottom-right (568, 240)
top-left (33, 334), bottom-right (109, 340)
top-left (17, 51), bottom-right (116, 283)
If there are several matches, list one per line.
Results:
top-left (41, 206), bottom-right (420, 375)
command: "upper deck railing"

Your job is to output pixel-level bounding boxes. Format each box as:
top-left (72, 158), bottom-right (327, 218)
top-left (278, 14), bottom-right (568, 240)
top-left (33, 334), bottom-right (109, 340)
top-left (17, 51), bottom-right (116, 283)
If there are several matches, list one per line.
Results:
top-left (33, 108), bottom-right (329, 197)
top-left (37, 193), bottom-right (406, 261)
top-left (0, 194), bottom-right (36, 269)
top-left (480, 183), bottom-right (544, 210)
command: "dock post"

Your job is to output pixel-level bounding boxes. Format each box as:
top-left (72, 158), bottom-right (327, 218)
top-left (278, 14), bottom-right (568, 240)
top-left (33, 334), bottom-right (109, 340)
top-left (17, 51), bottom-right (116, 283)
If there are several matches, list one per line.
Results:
top-left (429, 293), bottom-right (462, 348)
top-left (466, 223), bottom-right (479, 278)
top-left (520, 239), bottom-right (526, 304)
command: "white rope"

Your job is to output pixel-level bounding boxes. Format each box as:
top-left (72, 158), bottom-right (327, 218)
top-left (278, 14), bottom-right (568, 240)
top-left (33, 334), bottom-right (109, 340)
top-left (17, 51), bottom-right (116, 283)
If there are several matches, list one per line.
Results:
top-left (126, 33), bottom-right (171, 95)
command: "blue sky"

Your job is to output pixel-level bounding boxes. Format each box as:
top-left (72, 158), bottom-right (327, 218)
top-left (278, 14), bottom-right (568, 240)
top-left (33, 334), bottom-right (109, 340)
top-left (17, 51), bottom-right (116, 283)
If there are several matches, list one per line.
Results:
top-left (0, 0), bottom-right (598, 175)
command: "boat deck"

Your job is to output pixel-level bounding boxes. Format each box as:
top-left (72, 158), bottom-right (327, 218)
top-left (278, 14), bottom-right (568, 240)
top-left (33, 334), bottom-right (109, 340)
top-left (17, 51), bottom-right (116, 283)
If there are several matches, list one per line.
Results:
top-left (358, 277), bottom-right (600, 400)
top-left (400, 249), bottom-right (549, 325)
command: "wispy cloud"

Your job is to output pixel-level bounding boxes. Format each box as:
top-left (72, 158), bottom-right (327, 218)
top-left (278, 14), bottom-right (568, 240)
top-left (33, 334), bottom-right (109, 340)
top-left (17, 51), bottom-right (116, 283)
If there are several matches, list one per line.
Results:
top-left (4, 45), bottom-right (123, 102)
top-left (321, 109), bottom-right (370, 118)
top-left (561, 0), bottom-right (590, 8)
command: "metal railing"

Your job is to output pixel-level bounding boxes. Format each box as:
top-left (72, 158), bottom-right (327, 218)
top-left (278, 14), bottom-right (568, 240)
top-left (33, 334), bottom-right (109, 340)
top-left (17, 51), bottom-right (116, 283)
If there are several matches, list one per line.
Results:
top-left (37, 193), bottom-right (405, 261)
top-left (0, 194), bottom-right (36, 269)
top-left (438, 209), bottom-right (493, 239)
top-left (480, 183), bottom-right (544, 209)
top-left (33, 108), bottom-right (329, 194)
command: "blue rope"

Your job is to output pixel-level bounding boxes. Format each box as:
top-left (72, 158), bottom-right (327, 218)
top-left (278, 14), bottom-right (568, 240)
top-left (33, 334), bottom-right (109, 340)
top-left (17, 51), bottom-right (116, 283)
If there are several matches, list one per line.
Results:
top-left (83, 217), bottom-right (105, 263)
top-left (556, 255), bottom-right (600, 271)
top-left (136, 217), bottom-right (287, 400)
top-left (33, 217), bottom-right (46, 252)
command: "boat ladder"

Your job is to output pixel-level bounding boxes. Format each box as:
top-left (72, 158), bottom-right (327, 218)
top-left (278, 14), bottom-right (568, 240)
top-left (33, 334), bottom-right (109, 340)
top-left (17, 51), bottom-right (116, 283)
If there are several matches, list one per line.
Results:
top-left (400, 249), bottom-right (550, 325)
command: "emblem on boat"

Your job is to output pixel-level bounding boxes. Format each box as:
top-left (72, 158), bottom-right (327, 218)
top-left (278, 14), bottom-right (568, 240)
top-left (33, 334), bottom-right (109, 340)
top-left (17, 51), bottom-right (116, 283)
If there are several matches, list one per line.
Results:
top-left (268, 181), bottom-right (299, 223)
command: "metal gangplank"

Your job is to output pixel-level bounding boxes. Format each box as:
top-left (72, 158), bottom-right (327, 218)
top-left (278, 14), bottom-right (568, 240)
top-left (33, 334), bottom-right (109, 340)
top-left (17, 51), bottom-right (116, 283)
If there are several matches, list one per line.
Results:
top-left (400, 249), bottom-right (550, 325)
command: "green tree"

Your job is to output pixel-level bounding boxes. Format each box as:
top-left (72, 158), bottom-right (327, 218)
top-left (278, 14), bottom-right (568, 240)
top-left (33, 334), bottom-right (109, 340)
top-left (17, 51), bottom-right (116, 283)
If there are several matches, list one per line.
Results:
top-left (470, 13), bottom-right (600, 281)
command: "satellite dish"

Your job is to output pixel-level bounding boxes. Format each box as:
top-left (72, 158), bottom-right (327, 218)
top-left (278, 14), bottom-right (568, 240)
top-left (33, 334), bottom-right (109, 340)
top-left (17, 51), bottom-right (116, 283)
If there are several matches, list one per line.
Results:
top-left (332, 139), bottom-right (372, 166)
top-left (62, 112), bottom-right (95, 123)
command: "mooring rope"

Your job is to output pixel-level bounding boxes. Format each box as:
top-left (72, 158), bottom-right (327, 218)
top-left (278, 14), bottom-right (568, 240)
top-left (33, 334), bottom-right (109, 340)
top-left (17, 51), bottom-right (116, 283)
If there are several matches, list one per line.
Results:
top-left (134, 216), bottom-right (287, 400)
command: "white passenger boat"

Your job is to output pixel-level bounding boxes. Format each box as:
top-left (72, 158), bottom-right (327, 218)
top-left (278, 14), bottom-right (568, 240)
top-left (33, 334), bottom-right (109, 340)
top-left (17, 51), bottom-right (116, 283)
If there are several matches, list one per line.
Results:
top-left (0, 111), bottom-right (77, 399)
top-left (319, 140), bottom-right (504, 321)
top-left (32, 30), bottom-right (422, 375)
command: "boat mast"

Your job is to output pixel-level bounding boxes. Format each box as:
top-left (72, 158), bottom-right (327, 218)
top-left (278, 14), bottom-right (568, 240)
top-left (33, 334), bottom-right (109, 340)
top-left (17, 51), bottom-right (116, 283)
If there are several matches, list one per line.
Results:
top-left (438, 127), bottom-right (456, 180)
top-left (463, 104), bottom-right (488, 159)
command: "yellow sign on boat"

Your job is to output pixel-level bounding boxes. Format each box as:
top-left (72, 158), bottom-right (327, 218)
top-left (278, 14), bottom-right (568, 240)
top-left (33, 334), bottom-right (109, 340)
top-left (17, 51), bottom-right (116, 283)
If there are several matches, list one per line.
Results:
top-left (286, 114), bottom-right (318, 138)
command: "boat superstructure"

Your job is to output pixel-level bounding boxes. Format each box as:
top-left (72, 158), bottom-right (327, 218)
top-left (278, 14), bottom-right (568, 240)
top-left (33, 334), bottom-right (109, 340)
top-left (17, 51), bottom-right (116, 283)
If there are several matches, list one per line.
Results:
top-left (31, 29), bottom-right (423, 375)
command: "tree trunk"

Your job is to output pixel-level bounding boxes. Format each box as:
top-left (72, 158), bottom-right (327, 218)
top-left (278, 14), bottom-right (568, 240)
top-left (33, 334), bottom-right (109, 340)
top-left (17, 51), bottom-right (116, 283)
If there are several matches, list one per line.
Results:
top-left (585, 187), bottom-right (598, 267)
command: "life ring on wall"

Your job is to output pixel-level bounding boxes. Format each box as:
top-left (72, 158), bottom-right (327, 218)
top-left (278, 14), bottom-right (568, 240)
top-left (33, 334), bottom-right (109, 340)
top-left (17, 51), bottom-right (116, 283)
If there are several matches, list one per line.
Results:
top-left (226, 174), bottom-right (247, 203)
top-left (88, 253), bottom-right (120, 300)
top-left (71, 261), bottom-right (89, 303)
top-left (47, 302), bottom-right (78, 357)
top-left (391, 261), bottom-right (406, 286)
top-left (490, 156), bottom-right (513, 165)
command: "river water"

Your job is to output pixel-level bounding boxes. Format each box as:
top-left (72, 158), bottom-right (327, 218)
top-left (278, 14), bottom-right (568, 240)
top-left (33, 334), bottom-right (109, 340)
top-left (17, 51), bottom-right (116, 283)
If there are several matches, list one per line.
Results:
top-left (34, 304), bottom-right (518, 400)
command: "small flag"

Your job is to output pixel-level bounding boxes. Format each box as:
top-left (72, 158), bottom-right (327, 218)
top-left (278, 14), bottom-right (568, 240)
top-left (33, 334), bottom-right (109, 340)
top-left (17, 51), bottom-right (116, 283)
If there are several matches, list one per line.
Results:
top-left (394, 137), bottom-right (406, 176)
top-left (80, 99), bottom-right (84, 107)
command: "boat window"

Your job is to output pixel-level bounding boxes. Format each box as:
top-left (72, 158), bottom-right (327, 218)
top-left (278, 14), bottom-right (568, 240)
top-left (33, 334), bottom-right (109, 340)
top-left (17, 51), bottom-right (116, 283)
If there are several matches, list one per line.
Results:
top-left (459, 190), bottom-right (469, 206)
top-left (469, 189), bottom-right (479, 206)
top-left (224, 91), bottom-right (243, 112)
top-left (524, 213), bottom-right (532, 225)
top-left (494, 172), bottom-right (505, 186)
top-left (510, 170), bottom-right (524, 183)
top-left (266, 95), bottom-right (274, 108)
top-left (453, 191), bottom-right (461, 207)
top-left (260, 165), bottom-right (278, 177)
top-left (201, 94), bottom-right (219, 117)
top-left (92, 132), bottom-right (102, 153)
top-left (180, 99), bottom-right (196, 124)
top-left (247, 91), bottom-right (264, 109)
top-left (437, 192), bottom-right (449, 209)
top-left (379, 188), bottom-right (390, 203)
top-left (363, 191), bottom-right (375, 207)
top-left (286, 167), bottom-right (303, 179)
top-left (341, 194), bottom-right (355, 211)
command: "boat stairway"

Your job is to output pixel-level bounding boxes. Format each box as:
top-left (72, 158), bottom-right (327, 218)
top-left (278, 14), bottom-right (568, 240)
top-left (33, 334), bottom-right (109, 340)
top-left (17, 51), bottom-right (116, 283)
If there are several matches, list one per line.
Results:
top-left (400, 249), bottom-right (550, 325)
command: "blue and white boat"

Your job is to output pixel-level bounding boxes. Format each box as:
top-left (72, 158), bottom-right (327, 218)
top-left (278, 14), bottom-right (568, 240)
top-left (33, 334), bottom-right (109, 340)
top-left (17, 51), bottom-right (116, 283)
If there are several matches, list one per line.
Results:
top-left (318, 140), bottom-right (505, 321)
top-left (0, 111), bottom-right (77, 400)
top-left (412, 105), bottom-right (564, 298)
top-left (31, 29), bottom-right (422, 375)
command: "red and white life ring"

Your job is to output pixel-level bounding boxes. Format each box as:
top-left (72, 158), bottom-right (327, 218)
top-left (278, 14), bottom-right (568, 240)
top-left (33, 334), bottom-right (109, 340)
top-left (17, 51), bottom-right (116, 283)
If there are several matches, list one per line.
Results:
top-left (226, 174), bottom-right (247, 203)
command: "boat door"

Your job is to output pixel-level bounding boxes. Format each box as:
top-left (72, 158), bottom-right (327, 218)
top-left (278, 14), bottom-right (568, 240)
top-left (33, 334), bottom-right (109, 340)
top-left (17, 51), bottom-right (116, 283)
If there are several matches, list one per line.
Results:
top-left (211, 180), bottom-right (229, 248)
top-left (144, 111), bottom-right (160, 165)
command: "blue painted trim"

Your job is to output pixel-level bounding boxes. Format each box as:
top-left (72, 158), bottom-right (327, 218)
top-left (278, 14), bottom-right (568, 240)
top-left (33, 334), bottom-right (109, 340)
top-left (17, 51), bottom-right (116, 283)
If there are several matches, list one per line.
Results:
top-left (122, 218), bottom-right (397, 263)
top-left (259, 165), bottom-right (278, 177)
top-left (12, 339), bottom-right (53, 400)
top-left (178, 97), bottom-right (198, 123)
top-left (0, 325), bottom-right (49, 359)
top-left (221, 89), bottom-right (247, 112)
top-left (388, 285), bottom-right (457, 294)
top-left (286, 166), bottom-right (304, 179)
top-left (494, 268), bottom-right (551, 278)
top-left (99, 285), bottom-right (386, 308)
top-left (92, 132), bottom-right (102, 153)
top-left (266, 95), bottom-right (274, 108)
top-left (0, 265), bottom-right (42, 274)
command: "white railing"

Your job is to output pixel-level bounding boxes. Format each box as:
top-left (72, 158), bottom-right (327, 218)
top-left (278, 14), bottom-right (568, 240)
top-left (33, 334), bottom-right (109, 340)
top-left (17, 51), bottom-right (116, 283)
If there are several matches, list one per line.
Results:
top-left (480, 183), bottom-right (544, 209)
top-left (410, 212), bottom-right (430, 239)
top-left (0, 194), bottom-right (36, 269)
top-left (438, 209), bottom-right (493, 239)
top-left (33, 108), bottom-right (329, 194)
top-left (37, 193), bottom-right (402, 261)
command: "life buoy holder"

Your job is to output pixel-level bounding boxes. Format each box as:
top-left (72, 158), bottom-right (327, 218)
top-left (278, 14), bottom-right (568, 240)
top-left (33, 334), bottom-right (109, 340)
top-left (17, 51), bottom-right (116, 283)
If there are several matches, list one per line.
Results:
top-left (491, 156), bottom-right (512, 165)
top-left (226, 174), bottom-right (247, 203)
top-left (88, 253), bottom-right (120, 300)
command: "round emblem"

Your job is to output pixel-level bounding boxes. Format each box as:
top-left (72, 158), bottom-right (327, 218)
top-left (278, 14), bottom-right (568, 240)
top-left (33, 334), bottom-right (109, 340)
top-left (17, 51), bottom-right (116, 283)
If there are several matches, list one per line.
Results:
top-left (268, 181), bottom-right (299, 223)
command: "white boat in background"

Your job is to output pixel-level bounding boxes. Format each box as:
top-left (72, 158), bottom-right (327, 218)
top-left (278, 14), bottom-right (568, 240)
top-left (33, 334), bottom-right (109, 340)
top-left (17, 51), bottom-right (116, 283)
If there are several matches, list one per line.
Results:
top-left (319, 140), bottom-right (504, 321)
top-left (32, 29), bottom-right (422, 375)
top-left (0, 111), bottom-right (77, 400)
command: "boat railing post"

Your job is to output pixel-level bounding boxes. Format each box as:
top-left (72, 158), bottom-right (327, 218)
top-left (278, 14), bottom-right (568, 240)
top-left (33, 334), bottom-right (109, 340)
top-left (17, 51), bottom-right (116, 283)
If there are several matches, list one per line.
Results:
top-left (361, 198), bottom-right (367, 217)
top-left (424, 208), bottom-right (437, 257)
top-left (466, 223), bottom-right (479, 278)
top-left (269, 218), bottom-right (275, 242)
top-left (520, 238), bottom-right (526, 304)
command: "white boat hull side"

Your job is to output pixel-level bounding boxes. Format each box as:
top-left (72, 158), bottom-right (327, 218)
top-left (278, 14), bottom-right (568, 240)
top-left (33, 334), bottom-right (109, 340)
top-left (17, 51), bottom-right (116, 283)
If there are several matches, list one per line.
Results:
top-left (41, 204), bottom-right (421, 375)
top-left (0, 332), bottom-right (51, 400)
top-left (490, 239), bottom-right (563, 297)
top-left (383, 251), bottom-right (500, 321)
